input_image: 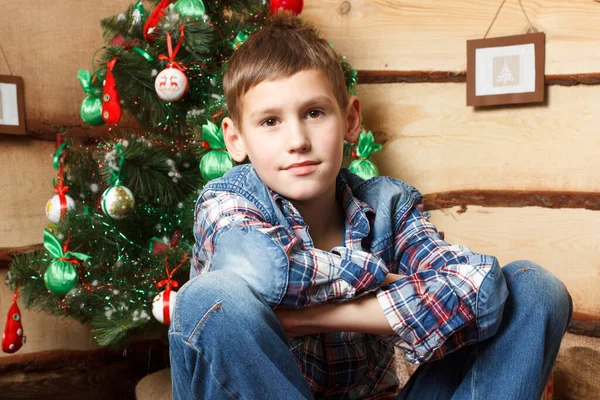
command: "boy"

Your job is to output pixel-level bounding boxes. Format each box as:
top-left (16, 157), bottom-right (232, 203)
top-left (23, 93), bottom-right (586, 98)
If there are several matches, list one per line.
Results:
top-left (169, 13), bottom-right (572, 400)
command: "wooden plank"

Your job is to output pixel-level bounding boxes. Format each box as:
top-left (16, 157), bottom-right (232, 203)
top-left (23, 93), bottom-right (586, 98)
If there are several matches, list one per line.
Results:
top-left (0, 245), bottom-right (44, 268)
top-left (423, 191), bottom-right (600, 212)
top-left (429, 206), bottom-right (600, 317)
top-left (0, 0), bottom-right (129, 128)
top-left (356, 71), bottom-right (600, 86)
top-left (569, 312), bottom-right (600, 338)
top-left (0, 139), bottom-right (56, 249)
top-left (304, 0), bottom-right (600, 74)
top-left (0, 268), bottom-right (98, 358)
top-left (357, 83), bottom-right (600, 195)
top-left (0, 1), bottom-right (598, 134)
top-left (0, 341), bottom-right (168, 399)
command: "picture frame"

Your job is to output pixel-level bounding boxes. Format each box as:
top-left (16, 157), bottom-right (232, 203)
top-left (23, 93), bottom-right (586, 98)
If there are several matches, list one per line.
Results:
top-left (0, 75), bottom-right (26, 135)
top-left (467, 32), bottom-right (545, 107)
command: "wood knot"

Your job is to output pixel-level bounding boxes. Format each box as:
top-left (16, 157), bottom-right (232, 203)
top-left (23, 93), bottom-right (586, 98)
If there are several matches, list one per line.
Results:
top-left (340, 1), bottom-right (351, 14)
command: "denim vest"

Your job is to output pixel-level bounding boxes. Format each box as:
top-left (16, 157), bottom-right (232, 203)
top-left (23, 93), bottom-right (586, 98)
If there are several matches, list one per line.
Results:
top-left (201, 163), bottom-right (423, 262)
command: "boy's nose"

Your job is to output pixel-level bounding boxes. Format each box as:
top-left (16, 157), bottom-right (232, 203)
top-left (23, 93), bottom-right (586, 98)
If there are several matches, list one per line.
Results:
top-left (287, 122), bottom-right (311, 153)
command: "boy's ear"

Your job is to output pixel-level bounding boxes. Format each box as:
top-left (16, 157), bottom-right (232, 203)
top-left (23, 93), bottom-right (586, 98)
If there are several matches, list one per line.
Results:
top-left (222, 117), bottom-right (248, 163)
top-left (344, 96), bottom-right (361, 143)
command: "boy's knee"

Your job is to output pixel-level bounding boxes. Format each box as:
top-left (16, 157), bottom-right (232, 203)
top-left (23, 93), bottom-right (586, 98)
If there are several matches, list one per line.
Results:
top-left (502, 260), bottom-right (572, 329)
top-left (179, 270), bottom-right (256, 302)
top-left (172, 270), bottom-right (265, 334)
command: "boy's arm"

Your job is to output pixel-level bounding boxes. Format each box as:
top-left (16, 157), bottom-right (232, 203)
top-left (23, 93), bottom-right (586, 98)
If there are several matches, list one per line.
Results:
top-left (275, 274), bottom-right (406, 336)
top-left (276, 204), bottom-right (508, 366)
top-left (194, 191), bottom-right (389, 308)
top-left (378, 203), bottom-right (508, 364)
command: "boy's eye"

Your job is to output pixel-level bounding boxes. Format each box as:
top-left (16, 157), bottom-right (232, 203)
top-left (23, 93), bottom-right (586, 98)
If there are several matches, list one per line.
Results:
top-left (307, 109), bottom-right (324, 119)
top-left (261, 118), bottom-right (278, 127)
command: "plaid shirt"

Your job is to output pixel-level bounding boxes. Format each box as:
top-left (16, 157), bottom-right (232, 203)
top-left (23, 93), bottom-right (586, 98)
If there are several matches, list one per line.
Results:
top-left (192, 165), bottom-right (507, 399)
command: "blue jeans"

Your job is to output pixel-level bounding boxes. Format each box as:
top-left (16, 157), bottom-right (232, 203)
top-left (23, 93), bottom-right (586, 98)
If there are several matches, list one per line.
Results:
top-left (169, 261), bottom-right (572, 400)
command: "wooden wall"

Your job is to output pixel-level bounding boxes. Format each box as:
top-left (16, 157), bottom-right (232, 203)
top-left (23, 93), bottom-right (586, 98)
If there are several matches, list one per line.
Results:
top-left (303, 0), bottom-right (600, 319)
top-left (0, 0), bottom-right (598, 395)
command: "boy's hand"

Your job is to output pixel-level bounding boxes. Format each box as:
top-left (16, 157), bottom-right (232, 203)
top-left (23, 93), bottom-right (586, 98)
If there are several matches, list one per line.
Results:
top-left (275, 274), bottom-right (407, 337)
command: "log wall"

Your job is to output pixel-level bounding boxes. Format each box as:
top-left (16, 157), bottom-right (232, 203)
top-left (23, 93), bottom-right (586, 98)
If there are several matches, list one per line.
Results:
top-left (0, 1), bottom-right (598, 395)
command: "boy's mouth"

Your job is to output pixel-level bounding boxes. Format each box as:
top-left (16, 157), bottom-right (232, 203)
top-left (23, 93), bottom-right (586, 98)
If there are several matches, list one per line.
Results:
top-left (284, 160), bottom-right (320, 170)
top-left (283, 160), bottom-right (320, 176)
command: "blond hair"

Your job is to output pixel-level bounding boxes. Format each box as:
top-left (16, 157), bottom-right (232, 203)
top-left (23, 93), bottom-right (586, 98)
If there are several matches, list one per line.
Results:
top-left (223, 12), bottom-right (349, 125)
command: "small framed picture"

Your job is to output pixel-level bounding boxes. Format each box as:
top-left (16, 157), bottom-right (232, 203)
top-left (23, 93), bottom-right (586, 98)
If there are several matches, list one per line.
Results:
top-left (0, 75), bottom-right (26, 135)
top-left (467, 32), bottom-right (545, 107)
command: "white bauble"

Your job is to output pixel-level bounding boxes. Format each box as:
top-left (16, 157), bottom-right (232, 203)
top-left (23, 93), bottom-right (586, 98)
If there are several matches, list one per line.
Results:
top-left (100, 185), bottom-right (135, 219)
top-left (45, 194), bottom-right (76, 224)
top-left (152, 289), bottom-right (178, 324)
top-left (154, 66), bottom-right (188, 102)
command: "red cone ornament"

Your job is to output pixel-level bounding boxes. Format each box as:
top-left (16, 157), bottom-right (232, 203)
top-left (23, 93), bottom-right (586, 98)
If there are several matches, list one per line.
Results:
top-left (102, 57), bottom-right (122, 125)
top-left (2, 290), bottom-right (25, 354)
top-left (143, 0), bottom-right (172, 42)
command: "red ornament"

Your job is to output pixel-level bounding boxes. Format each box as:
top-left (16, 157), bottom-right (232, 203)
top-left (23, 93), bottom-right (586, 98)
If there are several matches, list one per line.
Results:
top-left (152, 254), bottom-right (188, 325)
top-left (155, 26), bottom-right (188, 102)
top-left (2, 290), bottom-right (25, 354)
top-left (109, 33), bottom-right (139, 50)
top-left (150, 230), bottom-right (182, 256)
top-left (143, 0), bottom-right (172, 43)
top-left (109, 33), bottom-right (126, 47)
top-left (102, 57), bottom-right (122, 125)
top-left (270, 0), bottom-right (304, 15)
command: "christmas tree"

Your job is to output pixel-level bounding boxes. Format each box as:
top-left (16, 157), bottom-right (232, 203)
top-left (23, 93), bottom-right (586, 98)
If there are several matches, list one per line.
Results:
top-left (5, 0), bottom-right (381, 350)
top-left (496, 60), bottom-right (515, 86)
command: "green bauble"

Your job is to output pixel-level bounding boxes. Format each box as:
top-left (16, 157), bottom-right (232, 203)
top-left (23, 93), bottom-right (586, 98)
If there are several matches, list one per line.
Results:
top-left (80, 96), bottom-right (105, 126)
top-left (44, 260), bottom-right (78, 295)
top-left (174, 0), bottom-right (205, 19)
top-left (349, 159), bottom-right (379, 181)
top-left (199, 151), bottom-right (234, 181)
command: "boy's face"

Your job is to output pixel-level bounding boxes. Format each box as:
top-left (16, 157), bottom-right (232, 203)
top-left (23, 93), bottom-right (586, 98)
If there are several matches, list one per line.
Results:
top-left (223, 69), bottom-right (361, 203)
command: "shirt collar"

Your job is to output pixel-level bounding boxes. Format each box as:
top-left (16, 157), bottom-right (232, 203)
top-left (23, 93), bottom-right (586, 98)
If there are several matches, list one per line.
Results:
top-left (269, 171), bottom-right (374, 237)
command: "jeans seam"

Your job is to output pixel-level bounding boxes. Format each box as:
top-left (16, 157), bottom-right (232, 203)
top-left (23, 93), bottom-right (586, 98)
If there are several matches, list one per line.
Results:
top-left (506, 267), bottom-right (531, 282)
top-left (187, 301), bottom-right (223, 344)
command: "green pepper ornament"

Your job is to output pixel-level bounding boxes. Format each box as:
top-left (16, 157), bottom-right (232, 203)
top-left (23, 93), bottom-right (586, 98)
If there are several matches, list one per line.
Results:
top-left (349, 131), bottom-right (382, 180)
top-left (233, 31), bottom-right (249, 50)
top-left (174, 0), bottom-right (206, 19)
top-left (43, 229), bottom-right (91, 296)
top-left (199, 120), bottom-right (235, 181)
top-left (77, 69), bottom-right (104, 126)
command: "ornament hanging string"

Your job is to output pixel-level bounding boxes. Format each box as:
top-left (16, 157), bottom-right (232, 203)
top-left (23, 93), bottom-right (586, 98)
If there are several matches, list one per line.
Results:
top-left (52, 143), bottom-right (71, 218)
top-left (90, 46), bottom-right (107, 75)
top-left (56, 234), bottom-right (78, 264)
top-left (0, 42), bottom-right (13, 75)
top-left (157, 253), bottom-right (188, 324)
top-left (109, 142), bottom-right (126, 186)
top-left (157, 253), bottom-right (188, 290)
top-left (211, 110), bottom-right (224, 123)
top-left (484, 0), bottom-right (538, 39)
top-left (158, 25), bottom-right (186, 71)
